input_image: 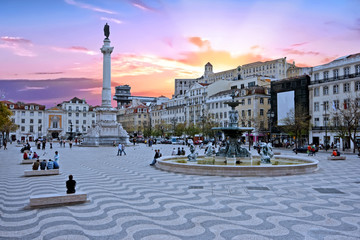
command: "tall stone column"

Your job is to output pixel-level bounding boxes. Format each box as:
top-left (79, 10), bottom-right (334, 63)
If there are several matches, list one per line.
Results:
top-left (100, 39), bottom-right (114, 108)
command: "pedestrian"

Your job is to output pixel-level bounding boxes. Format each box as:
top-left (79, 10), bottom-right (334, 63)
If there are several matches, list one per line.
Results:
top-left (3, 140), bottom-right (7, 150)
top-left (117, 143), bottom-right (122, 156)
top-left (42, 141), bottom-right (46, 150)
top-left (50, 142), bottom-right (53, 149)
top-left (69, 140), bottom-right (73, 149)
top-left (177, 147), bottom-right (181, 155)
top-left (121, 144), bottom-right (126, 155)
top-left (60, 140), bottom-right (62, 147)
top-left (54, 151), bottom-right (59, 164)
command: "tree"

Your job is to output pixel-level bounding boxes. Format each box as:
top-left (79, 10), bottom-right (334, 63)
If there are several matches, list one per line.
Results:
top-left (174, 123), bottom-right (186, 137)
top-left (331, 97), bottom-right (360, 153)
top-left (280, 107), bottom-right (311, 153)
top-left (185, 123), bottom-right (201, 138)
top-left (0, 102), bottom-right (15, 141)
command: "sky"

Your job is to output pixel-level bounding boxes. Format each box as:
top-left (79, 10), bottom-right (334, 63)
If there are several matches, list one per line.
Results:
top-left (0, 0), bottom-right (359, 107)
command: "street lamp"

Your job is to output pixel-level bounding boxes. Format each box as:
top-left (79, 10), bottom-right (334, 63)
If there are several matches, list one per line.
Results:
top-left (267, 110), bottom-right (275, 144)
top-left (321, 102), bottom-right (329, 151)
top-left (69, 121), bottom-right (73, 140)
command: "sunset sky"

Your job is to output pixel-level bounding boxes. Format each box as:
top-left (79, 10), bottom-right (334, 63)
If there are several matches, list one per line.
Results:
top-left (0, 0), bottom-right (359, 107)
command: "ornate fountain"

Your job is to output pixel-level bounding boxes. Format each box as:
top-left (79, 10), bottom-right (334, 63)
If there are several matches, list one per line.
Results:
top-left (212, 91), bottom-right (253, 164)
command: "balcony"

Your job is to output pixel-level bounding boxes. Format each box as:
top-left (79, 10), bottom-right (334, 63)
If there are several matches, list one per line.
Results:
top-left (311, 73), bottom-right (360, 84)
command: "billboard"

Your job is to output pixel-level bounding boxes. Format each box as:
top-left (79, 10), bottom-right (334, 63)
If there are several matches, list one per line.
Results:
top-left (277, 91), bottom-right (294, 126)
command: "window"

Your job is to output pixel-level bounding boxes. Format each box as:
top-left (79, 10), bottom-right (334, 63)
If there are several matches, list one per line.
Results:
top-left (38, 119), bottom-right (42, 124)
top-left (314, 118), bottom-right (320, 127)
top-left (83, 107), bottom-right (86, 111)
top-left (30, 119), bottom-right (33, 124)
top-left (216, 103), bottom-right (218, 108)
top-left (68, 106), bottom-right (72, 111)
top-left (314, 102), bottom-right (319, 112)
top-left (323, 116), bottom-right (329, 126)
top-left (356, 81), bottom-right (360, 91)
top-left (76, 113), bottom-right (79, 117)
top-left (83, 113), bottom-right (86, 117)
top-left (248, 121), bottom-right (251, 127)
top-left (248, 99), bottom-right (251, 105)
top-left (76, 120), bottom-right (79, 124)
top-left (38, 112), bottom-right (42, 116)
top-left (333, 100), bottom-right (339, 110)
top-left (323, 101), bottom-right (329, 111)
top-left (220, 112), bottom-right (223, 118)
top-left (21, 126), bottom-right (25, 132)
top-left (83, 120), bottom-right (86, 124)
top-left (323, 71), bottom-right (329, 80)
top-left (68, 120), bottom-right (72, 124)
top-left (68, 113), bottom-right (72, 117)
top-left (76, 106), bottom-right (79, 111)
top-left (242, 110), bottom-right (245, 117)
top-left (260, 98), bottom-right (264, 104)
top-left (314, 73), bottom-right (319, 81)
top-left (333, 69), bottom-right (339, 79)
top-left (224, 112), bottom-right (227, 118)
top-left (344, 83), bottom-right (350, 92)
top-left (30, 111), bottom-right (34, 116)
top-left (92, 113), bottom-right (95, 118)
top-left (333, 84), bottom-right (339, 94)
top-left (314, 88), bottom-right (319, 97)
top-left (21, 119), bottom-right (25, 123)
top-left (260, 109), bottom-right (264, 116)
top-left (323, 86), bottom-right (329, 95)
top-left (52, 122), bottom-right (58, 128)
top-left (344, 67), bottom-right (350, 77)
top-left (21, 111), bottom-right (25, 116)
top-left (25, 106), bottom-right (28, 110)
top-left (344, 99), bottom-right (350, 109)
top-left (30, 125), bottom-right (33, 132)
top-left (35, 106), bottom-right (39, 110)
top-left (268, 99), bottom-right (271, 105)
top-left (356, 65), bottom-right (360, 76)
top-left (248, 109), bottom-right (251, 116)
top-left (92, 120), bottom-right (95, 124)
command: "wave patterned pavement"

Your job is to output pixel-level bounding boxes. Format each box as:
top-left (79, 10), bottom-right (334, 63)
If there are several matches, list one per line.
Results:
top-left (0, 143), bottom-right (359, 240)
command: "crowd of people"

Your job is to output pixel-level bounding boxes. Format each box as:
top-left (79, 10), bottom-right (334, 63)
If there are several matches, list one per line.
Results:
top-left (31, 151), bottom-right (60, 170)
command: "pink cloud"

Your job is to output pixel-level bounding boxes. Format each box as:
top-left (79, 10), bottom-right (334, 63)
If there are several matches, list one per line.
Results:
top-left (282, 48), bottom-right (320, 56)
top-left (188, 37), bottom-right (210, 49)
top-left (290, 42), bottom-right (308, 47)
top-left (0, 36), bottom-right (36, 57)
top-left (100, 17), bottom-right (122, 24)
top-left (64, 0), bottom-right (116, 14)
top-left (52, 46), bottom-right (98, 55)
top-left (129, 0), bottom-right (155, 11)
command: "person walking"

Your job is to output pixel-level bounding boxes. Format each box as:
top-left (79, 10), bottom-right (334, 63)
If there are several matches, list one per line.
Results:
top-left (121, 144), bottom-right (126, 156)
top-left (3, 140), bottom-right (7, 150)
top-left (117, 143), bottom-right (122, 156)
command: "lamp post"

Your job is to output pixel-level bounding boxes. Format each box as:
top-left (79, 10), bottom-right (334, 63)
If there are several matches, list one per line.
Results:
top-left (267, 110), bottom-right (275, 144)
top-left (321, 102), bottom-right (328, 151)
top-left (69, 121), bottom-right (73, 140)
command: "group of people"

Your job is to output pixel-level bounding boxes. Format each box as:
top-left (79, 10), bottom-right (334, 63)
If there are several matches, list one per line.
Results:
top-left (172, 147), bottom-right (186, 156)
top-left (150, 149), bottom-right (162, 166)
top-left (307, 144), bottom-right (317, 156)
top-left (31, 151), bottom-right (60, 170)
top-left (23, 151), bottom-right (39, 160)
top-left (117, 143), bottom-right (126, 156)
top-left (36, 139), bottom-right (52, 150)
top-left (332, 149), bottom-right (341, 156)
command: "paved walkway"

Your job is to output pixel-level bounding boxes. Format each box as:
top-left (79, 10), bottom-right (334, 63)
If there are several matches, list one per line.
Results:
top-left (0, 143), bottom-right (359, 240)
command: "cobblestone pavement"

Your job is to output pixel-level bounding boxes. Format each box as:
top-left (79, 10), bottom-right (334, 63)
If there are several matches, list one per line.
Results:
top-left (0, 143), bottom-right (359, 240)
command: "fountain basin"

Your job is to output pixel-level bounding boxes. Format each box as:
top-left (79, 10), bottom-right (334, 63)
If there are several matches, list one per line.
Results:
top-left (155, 155), bottom-right (318, 177)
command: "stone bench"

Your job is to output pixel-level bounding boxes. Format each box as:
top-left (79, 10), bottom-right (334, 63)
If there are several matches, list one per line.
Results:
top-left (327, 156), bottom-right (346, 160)
top-left (273, 152), bottom-right (281, 155)
top-left (29, 192), bottom-right (87, 207)
top-left (21, 159), bottom-right (43, 164)
top-left (24, 169), bottom-right (59, 177)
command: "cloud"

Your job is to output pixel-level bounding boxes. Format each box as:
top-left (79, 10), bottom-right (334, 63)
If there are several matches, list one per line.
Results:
top-left (188, 37), bottom-right (210, 49)
top-left (100, 17), bottom-right (122, 24)
top-left (64, 0), bottom-right (116, 14)
top-left (0, 36), bottom-right (36, 57)
top-left (18, 86), bottom-right (49, 92)
top-left (290, 42), bottom-right (308, 47)
top-left (52, 46), bottom-right (98, 55)
top-left (129, 0), bottom-right (156, 11)
top-left (282, 48), bottom-right (320, 56)
top-left (33, 72), bottom-right (64, 75)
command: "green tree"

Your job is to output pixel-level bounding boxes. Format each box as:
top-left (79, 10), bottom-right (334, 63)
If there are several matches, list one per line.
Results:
top-left (185, 123), bottom-right (201, 138)
top-left (174, 123), bottom-right (186, 137)
top-left (0, 102), bottom-right (15, 141)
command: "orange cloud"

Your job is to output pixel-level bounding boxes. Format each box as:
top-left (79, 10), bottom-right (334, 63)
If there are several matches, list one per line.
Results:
top-left (188, 37), bottom-right (210, 49)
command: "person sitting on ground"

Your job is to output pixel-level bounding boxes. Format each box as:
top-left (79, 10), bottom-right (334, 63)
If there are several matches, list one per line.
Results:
top-left (28, 152), bottom-right (33, 159)
top-left (33, 152), bottom-right (39, 159)
top-left (66, 175), bottom-right (76, 194)
top-left (40, 160), bottom-right (47, 170)
top-left (23, 151), bottom-right (28, 160)
top-left (32, 160), bottom-right (40, 170)
top-left (47, 159), bottom-right (54, 170)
